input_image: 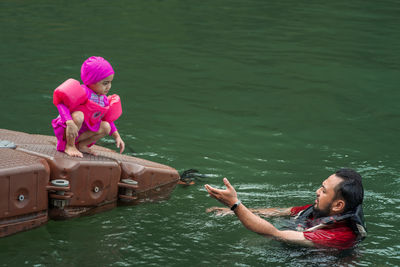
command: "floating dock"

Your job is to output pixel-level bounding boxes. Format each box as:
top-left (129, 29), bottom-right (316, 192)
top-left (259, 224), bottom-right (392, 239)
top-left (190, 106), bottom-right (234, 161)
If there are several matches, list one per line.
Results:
top-left (0, 129), bottom-right (180, 238)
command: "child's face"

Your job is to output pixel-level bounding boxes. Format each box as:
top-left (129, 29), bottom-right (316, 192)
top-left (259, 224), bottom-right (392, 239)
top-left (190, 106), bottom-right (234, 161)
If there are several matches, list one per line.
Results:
top-left (89, 74), bottom-right (114, 95)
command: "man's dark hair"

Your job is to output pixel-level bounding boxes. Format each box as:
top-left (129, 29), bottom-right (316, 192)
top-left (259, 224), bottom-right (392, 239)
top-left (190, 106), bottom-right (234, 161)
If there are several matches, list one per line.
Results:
top-left (334, 168), bottom-right (364, 213)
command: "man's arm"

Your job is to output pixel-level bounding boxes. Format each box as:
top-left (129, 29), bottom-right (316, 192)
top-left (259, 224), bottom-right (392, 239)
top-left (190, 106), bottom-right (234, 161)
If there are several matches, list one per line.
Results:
top-left (206, 206), bottom-right (291, 218)
top-left (205, 178), bottom-right (313, 247)
top-left (234, 202), bottom-right (313, 246)
top-left (251, 207), bottom-right (291, 217)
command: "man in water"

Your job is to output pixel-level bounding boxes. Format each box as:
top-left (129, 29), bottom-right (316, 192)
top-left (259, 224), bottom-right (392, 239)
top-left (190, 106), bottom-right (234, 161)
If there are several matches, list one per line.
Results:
top-left (205, 168), bottom-right (366, 249)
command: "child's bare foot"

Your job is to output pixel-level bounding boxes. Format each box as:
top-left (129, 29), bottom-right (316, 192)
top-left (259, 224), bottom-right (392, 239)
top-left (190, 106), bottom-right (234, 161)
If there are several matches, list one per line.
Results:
top-left (64, 145), bottom-right (83, 158)
top-left (78, 144), bottom-right (97, 156)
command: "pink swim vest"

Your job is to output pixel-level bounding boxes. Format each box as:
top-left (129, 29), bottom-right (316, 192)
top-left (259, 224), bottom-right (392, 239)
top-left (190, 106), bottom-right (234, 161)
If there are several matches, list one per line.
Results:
top-left (53, 78), bottom-right (122, 126)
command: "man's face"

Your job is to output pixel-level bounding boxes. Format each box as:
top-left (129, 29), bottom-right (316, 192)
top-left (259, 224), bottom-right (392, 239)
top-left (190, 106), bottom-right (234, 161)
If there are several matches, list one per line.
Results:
top-left (313, 174), bottom-right (344, 218)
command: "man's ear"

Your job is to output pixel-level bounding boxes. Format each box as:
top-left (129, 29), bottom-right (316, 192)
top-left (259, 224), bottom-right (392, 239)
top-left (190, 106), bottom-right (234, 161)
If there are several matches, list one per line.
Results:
top-left (332, 199), bottom-right (345, 213)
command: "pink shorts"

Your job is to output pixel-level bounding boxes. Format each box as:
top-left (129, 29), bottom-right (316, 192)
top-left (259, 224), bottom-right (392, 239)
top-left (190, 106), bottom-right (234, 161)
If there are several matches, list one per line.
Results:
top-left (52, 117), bottom-right (97, 152)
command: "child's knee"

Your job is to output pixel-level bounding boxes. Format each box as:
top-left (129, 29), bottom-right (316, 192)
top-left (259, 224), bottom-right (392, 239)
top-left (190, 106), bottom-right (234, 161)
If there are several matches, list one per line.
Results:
top-left (100, 121), bottom-right (111, 136)
top-left (71, 111), bottom-right (84, 124)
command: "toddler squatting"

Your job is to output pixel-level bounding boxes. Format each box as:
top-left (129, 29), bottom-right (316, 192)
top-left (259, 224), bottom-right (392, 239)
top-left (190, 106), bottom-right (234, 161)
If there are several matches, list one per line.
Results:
top-left (52, 56), bottom-right (125, 157)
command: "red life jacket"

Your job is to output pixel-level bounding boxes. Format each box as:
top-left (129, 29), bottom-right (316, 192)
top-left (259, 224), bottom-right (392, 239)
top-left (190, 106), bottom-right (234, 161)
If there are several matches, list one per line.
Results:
top-left (294, 205), bottom-right (367, 243)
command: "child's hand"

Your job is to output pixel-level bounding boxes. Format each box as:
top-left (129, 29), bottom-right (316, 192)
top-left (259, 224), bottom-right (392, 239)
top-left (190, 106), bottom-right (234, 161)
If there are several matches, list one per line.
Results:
top-left (112, 131), bottom-right (125, 154)
top-left (65, 120), bottom-right (78, 140)
top-left (115, 136), bottom-right (125, 154)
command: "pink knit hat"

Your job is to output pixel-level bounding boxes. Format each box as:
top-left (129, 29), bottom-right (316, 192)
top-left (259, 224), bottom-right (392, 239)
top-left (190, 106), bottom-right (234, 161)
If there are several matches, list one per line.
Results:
top-left (81, 56), bottom-right (114, 85)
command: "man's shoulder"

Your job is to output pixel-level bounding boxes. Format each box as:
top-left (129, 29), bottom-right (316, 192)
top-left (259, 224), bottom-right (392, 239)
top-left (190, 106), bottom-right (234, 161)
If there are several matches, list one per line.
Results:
top-left (290, 204), bottom-right (313, 216)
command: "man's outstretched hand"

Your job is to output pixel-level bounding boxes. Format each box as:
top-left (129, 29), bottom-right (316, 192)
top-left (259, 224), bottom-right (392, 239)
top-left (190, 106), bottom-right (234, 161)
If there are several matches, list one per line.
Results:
top-left (205, 178), bottom-right (239, 208)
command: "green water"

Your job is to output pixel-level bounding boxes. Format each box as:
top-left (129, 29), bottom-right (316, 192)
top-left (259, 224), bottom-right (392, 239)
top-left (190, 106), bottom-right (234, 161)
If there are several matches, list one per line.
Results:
top-left (1, 0), bottom-right (400, 266)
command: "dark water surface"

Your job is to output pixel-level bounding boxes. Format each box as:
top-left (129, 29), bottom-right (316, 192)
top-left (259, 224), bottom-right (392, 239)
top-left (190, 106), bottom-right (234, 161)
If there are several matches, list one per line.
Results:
top-left (1, 0), bottom-right (400, 266)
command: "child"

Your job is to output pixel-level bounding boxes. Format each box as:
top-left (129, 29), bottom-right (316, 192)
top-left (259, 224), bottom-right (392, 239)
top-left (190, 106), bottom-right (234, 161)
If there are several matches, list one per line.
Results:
top-left (52, 56), bottom-right (125, 157)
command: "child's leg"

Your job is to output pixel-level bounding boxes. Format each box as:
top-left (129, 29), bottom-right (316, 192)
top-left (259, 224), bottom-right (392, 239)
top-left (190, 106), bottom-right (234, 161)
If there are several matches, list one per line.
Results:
top-left (76, 121), bottom-right (111, 155)
top-left (64, 111), bottom-right (84, 157)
